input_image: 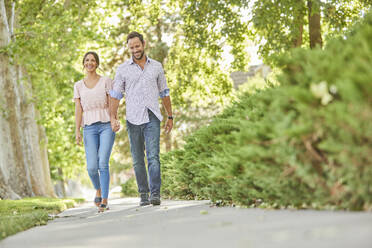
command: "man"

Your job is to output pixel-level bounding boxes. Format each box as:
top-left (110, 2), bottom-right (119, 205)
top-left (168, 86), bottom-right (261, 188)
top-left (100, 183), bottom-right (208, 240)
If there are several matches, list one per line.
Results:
top-left (110, 31), bottom-right (173, 206)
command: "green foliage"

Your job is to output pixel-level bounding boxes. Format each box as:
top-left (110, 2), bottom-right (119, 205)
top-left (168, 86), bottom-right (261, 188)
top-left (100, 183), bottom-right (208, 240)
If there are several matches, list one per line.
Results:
top-left (120, 177), bottom-right (138, 197)
top-left (250, 0), bottom-right (370, 62)
top-left (8, 0), bottom-right (369, 188)
top-left (0, 197), bottom-right (83, 240)
top-left (171, 0), bottom-right (249, 70)
top-left (9, 0), bottom-right (106, 180)
top-left (5, 0), bottom-right (242, 183)
top-left (165, 43), bottom-right (233, 107)
top-left (161, 11), bottom-right (372, 210)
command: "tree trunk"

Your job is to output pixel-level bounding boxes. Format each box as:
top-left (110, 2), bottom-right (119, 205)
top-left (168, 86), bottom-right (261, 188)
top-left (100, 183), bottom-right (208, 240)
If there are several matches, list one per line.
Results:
top-left (307, 0), bottom-right (323, 48)
top-left (37, 117), bottom-right (55, 196)
top-left (0, 56), bottom-right (34, 198)
top-left (0, 0), bottom-right (55, 199)
top-left (54, 168), bottom-right (66, 198)
top-left (292, 3), bottom-right (305, 48)
top-left (18, 67), bottom-right (55, 197)
top-left (292, 23), bottom-right (303, 48)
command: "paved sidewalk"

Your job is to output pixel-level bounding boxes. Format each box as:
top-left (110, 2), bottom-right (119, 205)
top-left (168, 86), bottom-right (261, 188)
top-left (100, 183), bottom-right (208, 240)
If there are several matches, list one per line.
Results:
top-left (1, 198), bottom-right (372, 248)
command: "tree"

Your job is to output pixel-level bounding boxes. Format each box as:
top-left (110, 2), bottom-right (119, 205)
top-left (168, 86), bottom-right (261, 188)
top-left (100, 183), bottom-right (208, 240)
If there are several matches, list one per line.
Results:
top-left (175, 0), bottom-right (370, 63)
top-left (171, 0), bottom-right (250, 70)
top-left (0, 0), bottom-right (105, 198)
top-left (308, 0), bottom-right (323, 48)
top-left (0, 0), bottom-right (54, 199)
top-left (251, 0), bottom-right (370, 61)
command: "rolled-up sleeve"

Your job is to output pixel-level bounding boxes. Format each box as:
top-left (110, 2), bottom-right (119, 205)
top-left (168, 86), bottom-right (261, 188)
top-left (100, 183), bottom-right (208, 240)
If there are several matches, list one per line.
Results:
top-left (110, 69), bottom-right (125, 100)
top-left (157, 66), bottom-right (170, 98)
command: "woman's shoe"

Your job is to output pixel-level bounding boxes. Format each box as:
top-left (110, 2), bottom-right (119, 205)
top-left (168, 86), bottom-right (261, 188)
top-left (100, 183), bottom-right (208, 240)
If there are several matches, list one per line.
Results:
top-left (94, 196), bottom-right (102, 207)
top-left (98, 203), bottom-right (109, 213)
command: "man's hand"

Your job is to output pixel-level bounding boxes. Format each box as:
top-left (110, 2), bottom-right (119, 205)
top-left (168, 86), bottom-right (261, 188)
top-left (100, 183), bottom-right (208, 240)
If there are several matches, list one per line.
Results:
top-left (109, 97), bottom-right (120, 132)
top-left (111, 118), bottom-right (121, 132)
top-left (161, 96), bottom-right (173, 134)
top-left (164, 119), bottom-right (173, 134)
top-left (75, 129), bottom-right (82, 146)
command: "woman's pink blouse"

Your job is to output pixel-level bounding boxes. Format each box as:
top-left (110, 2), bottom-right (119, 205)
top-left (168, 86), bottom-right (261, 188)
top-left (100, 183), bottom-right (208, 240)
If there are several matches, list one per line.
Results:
top-left (73, 76), bottom-right (113, 126)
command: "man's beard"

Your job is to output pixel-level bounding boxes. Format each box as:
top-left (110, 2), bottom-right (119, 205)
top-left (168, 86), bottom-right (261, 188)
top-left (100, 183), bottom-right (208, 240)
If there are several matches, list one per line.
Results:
top-left (133, 50), bottom-right (145, 60)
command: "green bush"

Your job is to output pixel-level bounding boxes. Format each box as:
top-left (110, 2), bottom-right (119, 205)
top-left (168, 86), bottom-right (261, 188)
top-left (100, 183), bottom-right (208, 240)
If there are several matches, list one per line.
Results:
top-left (121, 177), bottom-right (138, 197)
top-left (161, 12), bottom-right (372, 210)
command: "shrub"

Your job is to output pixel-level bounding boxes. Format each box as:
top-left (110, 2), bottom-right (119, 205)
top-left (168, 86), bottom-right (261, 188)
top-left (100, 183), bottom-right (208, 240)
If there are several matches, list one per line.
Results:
top-left (121, 177), bottom-right (138, 197)
top-left (161, 12), bottom-right (372, 210)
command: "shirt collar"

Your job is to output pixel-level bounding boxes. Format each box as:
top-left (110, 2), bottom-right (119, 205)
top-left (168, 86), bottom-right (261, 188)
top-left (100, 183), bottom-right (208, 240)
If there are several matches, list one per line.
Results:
top-left (129, 56), bottom-right (151, 65)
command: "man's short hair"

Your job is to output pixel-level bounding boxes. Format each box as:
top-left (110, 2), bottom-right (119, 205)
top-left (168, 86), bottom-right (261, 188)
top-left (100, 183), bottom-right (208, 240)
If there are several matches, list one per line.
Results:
top-left (127, 31), bottom-right (144, 44)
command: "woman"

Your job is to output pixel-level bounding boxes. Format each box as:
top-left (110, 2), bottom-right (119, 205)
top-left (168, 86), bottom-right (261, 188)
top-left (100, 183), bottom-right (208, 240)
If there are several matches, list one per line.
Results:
top-left (74, 51), bottom-right (118, 212)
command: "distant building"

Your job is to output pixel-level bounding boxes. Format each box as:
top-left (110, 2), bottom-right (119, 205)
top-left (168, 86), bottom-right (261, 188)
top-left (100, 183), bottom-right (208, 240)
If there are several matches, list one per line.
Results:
top-left (230, 64), bottom-right (271, 89)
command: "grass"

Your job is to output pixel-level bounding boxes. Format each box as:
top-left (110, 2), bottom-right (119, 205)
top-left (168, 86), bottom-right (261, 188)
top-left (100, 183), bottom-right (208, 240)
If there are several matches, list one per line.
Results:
top-left (0, 197), bottom-right (84, 240)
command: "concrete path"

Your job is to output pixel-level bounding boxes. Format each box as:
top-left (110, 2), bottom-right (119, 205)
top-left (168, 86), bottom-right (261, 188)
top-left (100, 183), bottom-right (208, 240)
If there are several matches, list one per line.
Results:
top-left (1, 198), bottom-right (372, 248)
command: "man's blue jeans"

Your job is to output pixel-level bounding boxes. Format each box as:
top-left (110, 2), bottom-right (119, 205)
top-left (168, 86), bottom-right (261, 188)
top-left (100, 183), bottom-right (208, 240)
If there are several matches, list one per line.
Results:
top-left (83, 122), bottom-right (115, 199)
top-left (126, 110), bottom-right (161, 195)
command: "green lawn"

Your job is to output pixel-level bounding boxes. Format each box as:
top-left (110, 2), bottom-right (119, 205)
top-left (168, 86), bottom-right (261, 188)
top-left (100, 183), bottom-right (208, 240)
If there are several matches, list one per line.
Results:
top-left (0, 197), bottom-right (84, 240)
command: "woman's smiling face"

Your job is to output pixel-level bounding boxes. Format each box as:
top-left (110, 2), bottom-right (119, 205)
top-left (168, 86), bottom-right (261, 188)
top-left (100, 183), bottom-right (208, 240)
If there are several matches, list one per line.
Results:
top-left (84, 54), bottom-right (98, 72)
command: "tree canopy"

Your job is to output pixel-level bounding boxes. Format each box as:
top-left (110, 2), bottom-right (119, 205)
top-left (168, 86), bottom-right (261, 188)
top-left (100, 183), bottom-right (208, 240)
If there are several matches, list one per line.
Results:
top-left (2, 0), bottom-right (369, 186)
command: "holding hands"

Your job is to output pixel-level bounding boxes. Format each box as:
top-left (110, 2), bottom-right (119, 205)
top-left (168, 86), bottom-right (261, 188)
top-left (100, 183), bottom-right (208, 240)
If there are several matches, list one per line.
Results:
top-left (111, 118), bottom-right (121, 132)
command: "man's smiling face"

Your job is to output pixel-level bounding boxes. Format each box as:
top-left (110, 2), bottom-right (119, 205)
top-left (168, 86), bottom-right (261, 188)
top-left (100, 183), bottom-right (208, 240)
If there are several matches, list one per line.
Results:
top-left (128, 37), bottom-right (145, 61)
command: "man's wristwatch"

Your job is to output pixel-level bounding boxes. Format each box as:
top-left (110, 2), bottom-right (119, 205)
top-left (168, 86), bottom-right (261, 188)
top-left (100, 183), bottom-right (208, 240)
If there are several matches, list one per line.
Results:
top-left (168, 116), bottom-right (173, 120)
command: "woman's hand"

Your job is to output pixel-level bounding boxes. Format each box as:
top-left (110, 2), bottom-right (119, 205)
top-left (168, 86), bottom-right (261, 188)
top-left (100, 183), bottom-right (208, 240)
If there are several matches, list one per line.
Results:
top-left (75, 129), bottom-right (82, 146)
top-left (111, 118), bottom-right (120, 132)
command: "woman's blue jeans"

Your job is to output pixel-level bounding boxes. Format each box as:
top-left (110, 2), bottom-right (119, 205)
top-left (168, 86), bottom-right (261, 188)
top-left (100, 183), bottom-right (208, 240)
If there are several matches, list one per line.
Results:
top-left (126, 110), bottom-right (161, 196)
top-left (83, 121), bottom-right (115, 199)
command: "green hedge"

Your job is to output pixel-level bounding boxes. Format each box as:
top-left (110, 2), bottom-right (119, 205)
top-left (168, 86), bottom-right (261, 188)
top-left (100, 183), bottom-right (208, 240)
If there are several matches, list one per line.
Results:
top-left (121, 177), bottom-right (138, 197)
top-left (161, 13), bottom-right (372, 210)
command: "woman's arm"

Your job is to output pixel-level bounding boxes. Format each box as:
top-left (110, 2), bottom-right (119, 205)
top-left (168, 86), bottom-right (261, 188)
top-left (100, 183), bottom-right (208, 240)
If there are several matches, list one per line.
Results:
top-left (74, 98), bottom-right (83, 145)
top-left (109, 95), bottom-right (120, 132)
